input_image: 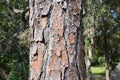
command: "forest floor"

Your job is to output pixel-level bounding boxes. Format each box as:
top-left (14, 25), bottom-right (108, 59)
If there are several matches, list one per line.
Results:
top-left (86, 74), bottom-right (105, 80)
top-left (92, 75), bottom-right (105, 80)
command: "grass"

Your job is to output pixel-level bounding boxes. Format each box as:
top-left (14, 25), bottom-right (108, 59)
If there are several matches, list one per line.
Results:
top-left (91, 66), bottom-right (105, 75)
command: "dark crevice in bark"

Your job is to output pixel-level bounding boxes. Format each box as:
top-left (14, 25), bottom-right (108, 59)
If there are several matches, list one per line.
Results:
top-left (41, 4), bottom-right (52, 18)
top-left (62, 6), bottom-right (67, 15)
top-left (32, 0), bottom-right (35, 6)
top-left (60, 71), bottom-right (62, 80)
top-left (63, 24), bottom-right (67, 37)
top-left (47, 4), bottom-right (53, 28)
top-left (40, 30), bottom-right (45, 44)
top-left (33, 49), bottom-right (38, 57)
top-left (32, 24), bottom-right (35, 40)
top-left (41, 15), bottom-right (48, 18)
top-left (62, 8), bottom-right (67, 12)
top-left (22, 8), bottom-right (29, 23)
top-left (75, 27), bottom-right (81, 80)
top-left (38, 71), bottom-right (43, 80)
top-left (76, 63), bottom-right (81, 80)
top-left (63, 67), bottom-right (69, 80)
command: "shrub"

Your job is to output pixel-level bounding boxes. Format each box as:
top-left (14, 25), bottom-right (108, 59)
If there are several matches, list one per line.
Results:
top-left (98, 56), bottom-right (105, 66)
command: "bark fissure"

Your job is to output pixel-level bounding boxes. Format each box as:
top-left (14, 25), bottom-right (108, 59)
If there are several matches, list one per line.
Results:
top-left (75, 27), bottom-right (81, 80)
top-left (63, 14), bottom-right (70, 65)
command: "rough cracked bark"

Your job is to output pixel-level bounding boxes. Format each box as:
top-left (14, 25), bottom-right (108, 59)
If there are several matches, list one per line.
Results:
top-left (29, 0), bottom-right (86, 80)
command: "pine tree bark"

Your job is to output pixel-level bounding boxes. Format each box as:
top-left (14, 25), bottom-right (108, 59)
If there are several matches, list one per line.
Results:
top-left (29, 0), bottom-right (86, 80)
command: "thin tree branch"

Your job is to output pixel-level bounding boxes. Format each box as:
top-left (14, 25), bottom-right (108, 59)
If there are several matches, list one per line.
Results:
top-left (0, 67), bottom-right (8, 80)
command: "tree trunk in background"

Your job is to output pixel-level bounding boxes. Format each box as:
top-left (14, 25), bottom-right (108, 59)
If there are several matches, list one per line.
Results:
top-left (29, 0), bottom-right (86, 80)
top-left (87, 45), bottom-right (92, 80)
top-left (103, 18), bottom-right (109, 80)
top-left (0, 68), bottom-right (8, 80)
top-left (85, 27), bottom-right (94, 80)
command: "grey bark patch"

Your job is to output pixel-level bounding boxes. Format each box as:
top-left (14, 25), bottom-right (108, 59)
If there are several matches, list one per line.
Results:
top-left (30, 43), bottom-right (38, 61)
top-left (34, 27), bottom-right (43, 42)
top-left (40, 1), bottom-right (51, 16)
top-left (62, 1), bottom-right (67, 9)
top-left (44, 28), bottom-right (50, 43)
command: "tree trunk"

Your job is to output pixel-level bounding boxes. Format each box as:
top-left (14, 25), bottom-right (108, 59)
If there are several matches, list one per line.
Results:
top-left (29, 0), bottom-right (86, 80)
top-left (0, 68), bottom-right (8, 80)
top-left (87, 46), bottom-right (92, 80)
top-left (85, 27), bottom-right (94, 80)
top-left (103, 18), bottom-right (109, 80)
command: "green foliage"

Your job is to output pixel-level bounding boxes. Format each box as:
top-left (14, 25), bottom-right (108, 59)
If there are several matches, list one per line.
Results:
top-left (7, 71), bottom-right (22, 80)
top-left (7, 61), bottom-right (29, 80)
top-left (0, 0), bottom-right (29, 80)
top-left (85, 37), bottom-right (91, 47)
top-left (98, 57), bottom-right (105, 66)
